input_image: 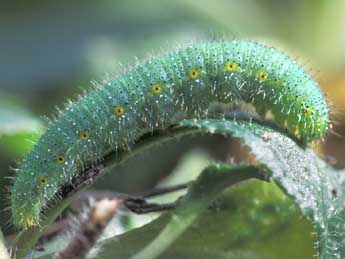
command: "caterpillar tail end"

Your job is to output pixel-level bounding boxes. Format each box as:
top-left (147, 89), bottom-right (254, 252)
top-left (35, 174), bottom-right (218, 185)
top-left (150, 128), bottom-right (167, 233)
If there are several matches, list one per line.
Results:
top-left (12, 204), bottom-right (41, 228)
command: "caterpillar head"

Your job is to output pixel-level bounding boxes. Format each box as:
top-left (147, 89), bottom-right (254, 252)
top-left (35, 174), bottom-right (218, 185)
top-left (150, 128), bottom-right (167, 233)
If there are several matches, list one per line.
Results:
top-left (295, 87), bottom-right (330, 142)
top-left (301, 108), bottom-right (329, 142)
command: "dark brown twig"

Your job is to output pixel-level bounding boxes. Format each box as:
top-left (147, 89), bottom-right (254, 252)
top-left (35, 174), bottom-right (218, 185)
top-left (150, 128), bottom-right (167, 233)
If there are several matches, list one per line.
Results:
top-left (124, 198), bottom-right (177, 214)
top-left (39, 182), bottom-right (190, 242)
top-left (55, 199), bottom-right (122, 259)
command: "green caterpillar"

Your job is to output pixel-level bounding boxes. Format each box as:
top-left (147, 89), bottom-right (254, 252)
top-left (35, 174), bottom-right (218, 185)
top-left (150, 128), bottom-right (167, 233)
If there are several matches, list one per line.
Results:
top-left (10, 40), bottom-right (329, 228)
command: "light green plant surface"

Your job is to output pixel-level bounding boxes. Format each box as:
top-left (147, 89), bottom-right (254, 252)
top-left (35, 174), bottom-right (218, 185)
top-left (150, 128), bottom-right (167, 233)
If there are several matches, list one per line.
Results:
top-left (0, 96), bottom-right (43, 155)
top-left (3, 117), bottom-right (343, 259)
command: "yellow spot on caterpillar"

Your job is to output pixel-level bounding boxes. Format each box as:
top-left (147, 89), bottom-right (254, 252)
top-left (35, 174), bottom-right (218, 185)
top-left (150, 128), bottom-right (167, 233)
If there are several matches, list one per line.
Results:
top-left (38, 176), bottom-right (48, 186)
top-left (257, 69), bottom-right (268, 81)
top-left (112, 106), bottom-right (125, 117)
top-left (79, 131), bottom-right (89, 140)
top-left (224, 61), bottom-right (239, 72)
top-left (150, 83), bottom-right (164, 95)
top-left (304, 107), bottom-right (313, 116)
top-left (55, 155), bottom-right (65, 164)
top-left (188, 68), bottom-right (201, 80)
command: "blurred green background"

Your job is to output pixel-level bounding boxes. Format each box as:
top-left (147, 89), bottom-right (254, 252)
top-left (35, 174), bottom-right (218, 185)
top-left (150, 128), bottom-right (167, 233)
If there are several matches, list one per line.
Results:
top-left (1, 0), bottom-right (345, 239)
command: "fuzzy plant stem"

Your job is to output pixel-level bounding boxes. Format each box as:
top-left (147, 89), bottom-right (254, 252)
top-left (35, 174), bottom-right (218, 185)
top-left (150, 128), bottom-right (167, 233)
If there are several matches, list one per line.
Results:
top-left (55, 199), bottom-right (122, 259)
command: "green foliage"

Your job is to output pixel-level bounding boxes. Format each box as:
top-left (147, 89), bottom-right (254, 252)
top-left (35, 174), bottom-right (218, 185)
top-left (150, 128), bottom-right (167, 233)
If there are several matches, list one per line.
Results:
top-left (0, 96), bottom-right (43, 155)
top-left (1, 1), bottom-right (344, 258)
top-left (7, 118), bottom-right (343, 259)
top-left (180, 119), bottom-right (345, 259)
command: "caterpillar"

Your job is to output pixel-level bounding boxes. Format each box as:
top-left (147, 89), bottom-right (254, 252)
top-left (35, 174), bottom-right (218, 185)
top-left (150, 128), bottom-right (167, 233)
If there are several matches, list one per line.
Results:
top-left (10, 40), bottom-right (329, 228)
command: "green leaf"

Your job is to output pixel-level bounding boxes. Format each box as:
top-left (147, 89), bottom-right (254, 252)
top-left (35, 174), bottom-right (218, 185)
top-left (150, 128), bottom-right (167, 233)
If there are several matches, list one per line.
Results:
top-left (105, 179), bottom-right (313, 259)
top-left (19, 118), bottom-right (343, 259)
top-left (31, 164), bottom-right (314, 259)
top-left (129, 164), bottom-right (267, 259)
top-left (0, 99), bottom-right (42, 137)
top-left (180, 119), bottom-right (345, 259)
top-left (0, 96), bottom-right (43, 156)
